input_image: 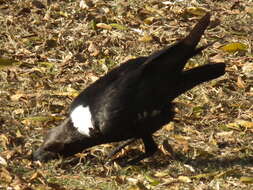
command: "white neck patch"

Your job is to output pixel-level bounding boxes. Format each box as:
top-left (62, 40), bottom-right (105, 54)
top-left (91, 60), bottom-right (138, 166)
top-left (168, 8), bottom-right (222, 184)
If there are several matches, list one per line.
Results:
top-left (70, 105), bottom-right (93, 136)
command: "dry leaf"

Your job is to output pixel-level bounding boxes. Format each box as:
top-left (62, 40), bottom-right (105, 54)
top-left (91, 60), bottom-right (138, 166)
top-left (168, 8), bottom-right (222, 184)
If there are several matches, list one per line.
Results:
top-left (178, 176), bottom-right (191, 183)
top-left (161, 140), bottom-right (174, 156)
top-left (10, 93), bottom-right (26, 101)
top-left (227, 120), bottom-right (253, 130)
top-left (154, 171), bottom-right (168, 177)
top-left (58, 11), bottom-right (68, 17)
top-left (185, 7), bottom-right (208, 16)
top-left (0, 57), bottom-right (17, 69)
top-left (240, 176), bottom-right (253, 184)
top-left (216, 131), bottom-right (233, 137)
top-left (0, 167), bottom-right (12, 182)
top-left (220, 42), bottom-right (248, 52)
top-left (237, 76), bottom-right (246, 89)
top-left (96, 23), bottom-right (112, 30)
top-left (21, 115), bottom-right (61, 125)
top-left (110, 23), bottom-right (128, 30)
top-left (192, 171), bottom-right (220, 179)
top-left (242, 63), bottom-right (253, 78)
top-left (0, 134), bottom-right (9, 149)
top-left (145, 175), bottom-right (160, 186)
top-left (138, 34), bottom-right (153, 42)
top-left (32, 0), bottom-right (46, 9)
top-left (236, 120), bottom-right (253, 128)
top-left (144, 17), bottom-right (154, 25)
top-left (209, 54), bottom-right (225, 63)
top-left (245, 7), bottom-right (253, 15)
top-left (87, 41), bottom-right (100, 56)
top-left (0, 156), bottom-right (7, 166)
top-left (164, 122), bottom-right (174, 131)
top-left (79, 0), bottom-right (89, 9)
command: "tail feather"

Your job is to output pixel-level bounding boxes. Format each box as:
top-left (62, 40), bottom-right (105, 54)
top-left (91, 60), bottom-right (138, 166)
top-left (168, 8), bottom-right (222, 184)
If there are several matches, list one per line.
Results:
top-left (171, 63), bottom-right (225, 99)
top-left (142, 13), bottom-right (212, 76)
top-left (183, 13), bottom-right (211, 47)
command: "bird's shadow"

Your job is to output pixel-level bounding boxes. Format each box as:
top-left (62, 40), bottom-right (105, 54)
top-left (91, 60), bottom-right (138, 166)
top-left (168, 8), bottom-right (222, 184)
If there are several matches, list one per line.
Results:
top-left (57, 148), bottom-right (253, 173)
top-left (154, 154), bottom-right (252, 171)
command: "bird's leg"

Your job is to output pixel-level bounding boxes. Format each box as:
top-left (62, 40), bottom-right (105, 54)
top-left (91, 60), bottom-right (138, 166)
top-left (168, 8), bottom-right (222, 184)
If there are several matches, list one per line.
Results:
top-left (107, 138), bottom-right (136, 159)
top-left (122, 134), bottom-right (158, 166)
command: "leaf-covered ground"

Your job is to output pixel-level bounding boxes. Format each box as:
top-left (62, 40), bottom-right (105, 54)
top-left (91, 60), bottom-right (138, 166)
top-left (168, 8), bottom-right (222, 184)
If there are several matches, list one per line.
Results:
top-left (0, 0), bottom-right (253, 189)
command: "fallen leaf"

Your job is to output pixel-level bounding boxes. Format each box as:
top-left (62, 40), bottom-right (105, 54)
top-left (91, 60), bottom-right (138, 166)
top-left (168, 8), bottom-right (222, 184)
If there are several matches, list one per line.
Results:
top-left (144, 17), bottom-right (154, 25)
top-left (161, 140), bottom-right (174, 156)
top-left (216, 131), bottom-right (233, 137)
top-left (10, 93), bottom-right (26, 101)
top-left (240, 176), bottom-right (253, 184)
top-left (45, 39), bottom-right (57, 49)
top-left (237, 76), bottom-right (246, 89)
top-left (87, 41), bottom-right (100, 56)
top-left (0, 134), bottom-right (9, 149)
top-left (245, 7), bottom-right (253, 15)
top-left (145, 174), bottom-right (160, 186)
top-left (32, 0), bottom-right (46, 9)
top-left (154, 171), bottom-right (168, 177)
top-left (38, 62), bottom-right (55, 69)
top-left (227, 120), bottom-right (253, 130)
top-left (164, 122), bottom-right (174, 131)
top-left (0, 57), bottom-right (17, 69)
top-left (138, 34), bottom-right (153, 42)
top-left (178, 176), bottom-right (191, 183)
top-left (58, 11), bottom-right (69, 17)
top-left (209, 54), bottom-right (225, 63)
top-left (79, 0), bottom-right (89, 9)
top-left (0, 156), bottom-right (7, 166)
top-left (236, 120), bottom-right (253, 128)
top-left (110, 23), bottom-right (128, 30)
top-left (192, 171), bottom-right (219, 179)
top-left (96, 23), bottom-right (112, 30)
top-left (220, 42), bottom-right (248, 53)
top-left (185, 7), bottom-right (208, 16)
top-left (242, 63), bottom-right (253, 78)
top-left (21, 115), bottom-right (61, 125)
top-left (0, 167), bottom-right (12, 183)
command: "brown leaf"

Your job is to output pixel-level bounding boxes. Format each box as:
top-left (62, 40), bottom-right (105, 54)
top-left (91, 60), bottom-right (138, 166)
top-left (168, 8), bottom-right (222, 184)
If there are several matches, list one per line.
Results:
top-left (96, 23), bottom-right (112, 30)
top-left (138, 34), bottom-right (153, 42)
top-left (0, 134), bottom-right (9, 150)
top-left (209, 54), bottom-right (225, 63)
top-left (30, 171), bottom-right (40, 180)
top-left (32, 0), bottom-right (46, 9)
top-left (45, 39), bottom-right (57, 49)
top-left (174, 135), bottom-right (189, 153)
top-left (237, 76), bottom-right (246, 89)
top-left (164, 122), bottom-right (174, 131)
top-left (10, 93), bottom-right (26, 101)
top-left (0, 156), bottom-right (7, 166)
top-left (79, 0), bottom-right (89, 9)
top-left (227, 120), bottom-right (253, 130)
top-left (0, 167), bottom-right (12, 183)
top-left (242, 63), bottom-right (253, 78)
top-left (178, 176), bottom-right (191, 183)
top-left (161, 140), bottom-right (174, 156)
top-left (87, 41), bottom-right (100, 56)
top-left (144, 17), bottom-right (154, 25)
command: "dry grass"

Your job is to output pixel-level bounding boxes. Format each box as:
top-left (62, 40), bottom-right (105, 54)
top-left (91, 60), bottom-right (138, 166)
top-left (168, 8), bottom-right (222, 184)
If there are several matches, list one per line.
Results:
top-left (0, 0), bottom-right (253, 189)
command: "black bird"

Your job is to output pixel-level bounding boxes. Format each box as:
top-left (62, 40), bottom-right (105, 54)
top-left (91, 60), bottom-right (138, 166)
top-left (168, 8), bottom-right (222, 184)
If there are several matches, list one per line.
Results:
top-left (33, 13), bottom-right (225, 164)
